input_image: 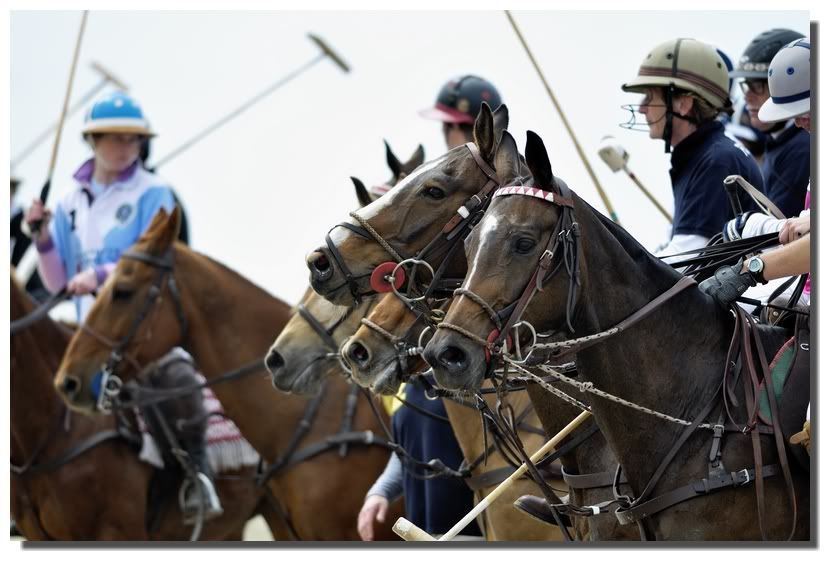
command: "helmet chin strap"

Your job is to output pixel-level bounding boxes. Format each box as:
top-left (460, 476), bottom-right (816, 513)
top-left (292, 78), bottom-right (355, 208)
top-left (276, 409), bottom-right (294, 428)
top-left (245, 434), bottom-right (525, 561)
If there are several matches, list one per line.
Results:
top-left (662, 84), bottom-right (675, 153)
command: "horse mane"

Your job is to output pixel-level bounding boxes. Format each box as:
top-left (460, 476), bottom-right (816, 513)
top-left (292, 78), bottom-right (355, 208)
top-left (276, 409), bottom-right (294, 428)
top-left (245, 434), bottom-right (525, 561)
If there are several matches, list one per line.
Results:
top-left (585, 201), bottom-right (681, 289)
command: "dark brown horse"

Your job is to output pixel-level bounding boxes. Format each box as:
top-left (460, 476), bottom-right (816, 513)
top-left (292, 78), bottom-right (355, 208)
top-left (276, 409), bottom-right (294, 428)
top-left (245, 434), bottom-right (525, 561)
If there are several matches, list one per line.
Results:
top-left (51, 209), bottom-right (402, 540)
top-left (423, 131), bottom-right (809, 540)
top-left (306, 103), bottom-right (514, 307)
top-left (10, 272), bottom-right (271, 540)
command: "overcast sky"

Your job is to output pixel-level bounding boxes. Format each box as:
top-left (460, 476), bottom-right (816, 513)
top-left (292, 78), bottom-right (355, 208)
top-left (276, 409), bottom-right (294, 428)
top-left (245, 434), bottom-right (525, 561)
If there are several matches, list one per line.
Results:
top-left (10, 9), bottom-right (809, 306)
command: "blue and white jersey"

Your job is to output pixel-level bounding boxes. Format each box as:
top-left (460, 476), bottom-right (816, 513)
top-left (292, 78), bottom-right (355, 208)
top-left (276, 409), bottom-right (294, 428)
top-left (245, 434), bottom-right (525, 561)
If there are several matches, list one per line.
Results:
top-left (50, 158), bottom-right (176, 320)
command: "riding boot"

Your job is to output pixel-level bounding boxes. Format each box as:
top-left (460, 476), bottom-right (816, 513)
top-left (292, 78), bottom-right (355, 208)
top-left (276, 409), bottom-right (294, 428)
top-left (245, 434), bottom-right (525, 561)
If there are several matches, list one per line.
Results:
top-left (143, 348), bottom-right (223, 524)
top-left (513, 495), bottom-right (572, 528)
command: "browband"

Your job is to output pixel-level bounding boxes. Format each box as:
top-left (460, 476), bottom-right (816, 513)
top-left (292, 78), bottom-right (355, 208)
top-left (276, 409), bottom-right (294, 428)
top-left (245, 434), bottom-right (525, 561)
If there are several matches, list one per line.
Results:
top-left (493, 185), bottom-right (573, 208)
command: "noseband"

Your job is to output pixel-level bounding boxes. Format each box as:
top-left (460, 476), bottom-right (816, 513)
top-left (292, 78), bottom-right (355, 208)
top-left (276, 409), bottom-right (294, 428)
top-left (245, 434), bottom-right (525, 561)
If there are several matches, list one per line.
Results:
top-left (296, 301), bottom-right (367, 377)
top-left (324, 141), bottom-right (501, 306)
top-left (83, 248), bottom-right (188, 412)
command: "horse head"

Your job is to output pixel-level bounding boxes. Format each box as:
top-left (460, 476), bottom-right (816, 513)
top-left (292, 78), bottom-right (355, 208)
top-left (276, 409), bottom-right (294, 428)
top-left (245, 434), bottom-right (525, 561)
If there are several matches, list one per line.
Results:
top-left (306, 103), bottom-right (518, 306)
top-left (341, 291), bottom-right (428, 395)
top-left (424, 131), bottom-right (587, 391)
top-left (54, 208), bottom-right (186, 414)
top-left (265, 288), bottom-right (376, 396)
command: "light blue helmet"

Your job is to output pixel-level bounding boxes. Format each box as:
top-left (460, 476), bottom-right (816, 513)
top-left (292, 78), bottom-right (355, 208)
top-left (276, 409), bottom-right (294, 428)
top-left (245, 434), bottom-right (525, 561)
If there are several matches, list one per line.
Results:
top-left (759, 38), bottom-right (810, 123)
top-left (81, 91), bottom-right (155, 136)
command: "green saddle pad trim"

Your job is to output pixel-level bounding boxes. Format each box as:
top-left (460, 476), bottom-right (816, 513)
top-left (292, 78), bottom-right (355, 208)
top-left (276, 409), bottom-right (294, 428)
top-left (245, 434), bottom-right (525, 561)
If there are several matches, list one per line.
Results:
top-left (759, 343), bottom-right (795, 422)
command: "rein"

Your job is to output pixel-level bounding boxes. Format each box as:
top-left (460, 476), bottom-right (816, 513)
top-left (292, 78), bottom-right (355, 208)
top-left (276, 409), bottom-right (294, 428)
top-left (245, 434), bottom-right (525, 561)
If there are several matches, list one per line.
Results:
top-left (10, 288), bottom-right (72, 335)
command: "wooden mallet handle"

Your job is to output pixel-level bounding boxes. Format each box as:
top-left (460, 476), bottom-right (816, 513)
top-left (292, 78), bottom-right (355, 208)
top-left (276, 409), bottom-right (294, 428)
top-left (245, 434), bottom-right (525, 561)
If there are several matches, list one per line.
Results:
top-left (393, 410), bottom-right (592, 541)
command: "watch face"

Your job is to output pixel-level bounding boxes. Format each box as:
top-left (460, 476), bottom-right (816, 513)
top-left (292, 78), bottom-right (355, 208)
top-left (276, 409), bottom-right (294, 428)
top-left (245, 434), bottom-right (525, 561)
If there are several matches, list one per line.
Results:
top-left (748, 257), bottom-right (763, 274)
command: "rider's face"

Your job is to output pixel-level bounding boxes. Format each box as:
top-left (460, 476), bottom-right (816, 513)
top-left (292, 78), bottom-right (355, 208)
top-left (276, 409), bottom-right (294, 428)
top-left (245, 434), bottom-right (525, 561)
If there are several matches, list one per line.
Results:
top-left (442, 122), bottom-right (469, 150)
top-left (638, 88), bottom-right (667, 140)
top-left (92, 133), bottom-right (142, 174)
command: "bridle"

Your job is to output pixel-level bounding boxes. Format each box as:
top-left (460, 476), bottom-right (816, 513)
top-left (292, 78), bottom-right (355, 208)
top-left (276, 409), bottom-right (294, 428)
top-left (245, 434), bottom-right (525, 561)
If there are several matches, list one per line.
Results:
top-left (81, 247), bottom-right (188, 413)
top-left (295, 299), bottom-right (370, 377)
top-left (323, 142), bottom-right (502, 307)
top-left (437, 178), bottom-right (583, 363)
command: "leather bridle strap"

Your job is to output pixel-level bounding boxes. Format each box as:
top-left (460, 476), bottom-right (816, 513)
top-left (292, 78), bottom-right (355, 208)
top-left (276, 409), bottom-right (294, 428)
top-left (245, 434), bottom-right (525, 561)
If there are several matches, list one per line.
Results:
top-left (297, 303), bottom-right (341, 352)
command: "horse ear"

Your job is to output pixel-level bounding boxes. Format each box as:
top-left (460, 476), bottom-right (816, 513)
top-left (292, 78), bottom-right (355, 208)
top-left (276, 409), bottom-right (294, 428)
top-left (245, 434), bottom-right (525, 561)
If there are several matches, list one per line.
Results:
top-left (494, 130), bottom-right (521, 185)
top-left (404, 144), bottom-right (425, 173)
top-left (384, 140), bottom-right (403, 180)
top-left (350, 176), bottom-right (373, 207)
top-left (492, 104), bottom-right (509, 146)
top-left (524, 130), bottom-right (554, 188)
top-left (143, 206), bottom-right (182, 254)
top-left (472, 102), bottom-right (496, 162)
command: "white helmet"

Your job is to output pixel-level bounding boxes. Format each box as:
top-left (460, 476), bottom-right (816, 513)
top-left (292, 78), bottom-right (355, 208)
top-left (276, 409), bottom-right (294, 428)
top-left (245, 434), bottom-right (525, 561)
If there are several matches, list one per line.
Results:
top-left (758, 38), bottom-right (810, 123)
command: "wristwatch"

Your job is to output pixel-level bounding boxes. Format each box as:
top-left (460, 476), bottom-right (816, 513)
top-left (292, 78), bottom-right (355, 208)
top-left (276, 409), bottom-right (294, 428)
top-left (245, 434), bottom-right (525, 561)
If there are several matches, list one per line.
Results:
top-left (746, 256), bottom-right (767, 285)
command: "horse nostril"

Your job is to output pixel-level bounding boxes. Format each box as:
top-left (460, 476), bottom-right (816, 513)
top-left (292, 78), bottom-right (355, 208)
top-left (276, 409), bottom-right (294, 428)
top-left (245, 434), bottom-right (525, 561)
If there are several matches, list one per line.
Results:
top-left (265, 350), bottom-right (285, 374)
top-left (438, 346), bottom-right (468, 371)
top-left (313, 254), bottom-right (330, 273)
top-left (59, 376), bottom-right (82, 399)
top-left (348, 341), bottom-right (370, 366)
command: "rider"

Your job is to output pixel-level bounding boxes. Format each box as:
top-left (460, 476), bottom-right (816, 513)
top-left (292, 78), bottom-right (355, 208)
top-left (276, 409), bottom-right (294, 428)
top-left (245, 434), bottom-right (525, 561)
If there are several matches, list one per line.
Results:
top-left (23, 91), bottom-right (223, 523)
top-left (700, 38), bottom-right (812, 308)
top-left (729, 29), bottom-right (809, 219)
top-left (356, 77), bottom-right (501, 540)
top-left (620, 38), bottom-right (763, 260)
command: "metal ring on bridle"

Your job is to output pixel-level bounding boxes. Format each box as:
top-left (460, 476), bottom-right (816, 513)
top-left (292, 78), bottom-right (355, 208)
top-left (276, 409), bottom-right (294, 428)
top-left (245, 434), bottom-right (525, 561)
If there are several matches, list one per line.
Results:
top-left (417, 325), bottom-right (434, 352)
top-left (337, 339), bottom-right (354, 378)
top-left (510, 320), bottom-right (538, 364)
top-left (389, 258), bottom-right (435, 303)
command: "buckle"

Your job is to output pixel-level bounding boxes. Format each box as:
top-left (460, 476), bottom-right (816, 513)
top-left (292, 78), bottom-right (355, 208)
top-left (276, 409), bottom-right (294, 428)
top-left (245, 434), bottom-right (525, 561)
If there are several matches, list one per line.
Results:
top-left (735, 468), bottom-right (751, 486)
top-left (539, 249), bottom-right (554, 264)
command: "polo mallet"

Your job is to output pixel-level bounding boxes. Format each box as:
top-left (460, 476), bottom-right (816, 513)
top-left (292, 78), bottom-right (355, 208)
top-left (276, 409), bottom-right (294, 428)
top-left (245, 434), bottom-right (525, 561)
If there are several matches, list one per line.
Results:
top-left (393, 409), bottom-right (592, 541)
top-left (29, 10), bottom-right (89, 239)
top-left (597, 136), bottom-right (673, 223)
top-left (11, 61), bottom-right (127, 171)
top-left (150, 33), bottom-right (350, 170)
top-left (505, 10), bottom-right (620, 225)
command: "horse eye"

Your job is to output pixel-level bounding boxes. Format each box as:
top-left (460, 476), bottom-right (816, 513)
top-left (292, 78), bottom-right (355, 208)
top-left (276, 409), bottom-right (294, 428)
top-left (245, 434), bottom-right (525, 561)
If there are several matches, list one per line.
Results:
top-left (515, 238), bottom-right (537, 254)
top-left (423, 186), bottom-right (446, 200)
top-left (112, 287), bottom-right (133, 301)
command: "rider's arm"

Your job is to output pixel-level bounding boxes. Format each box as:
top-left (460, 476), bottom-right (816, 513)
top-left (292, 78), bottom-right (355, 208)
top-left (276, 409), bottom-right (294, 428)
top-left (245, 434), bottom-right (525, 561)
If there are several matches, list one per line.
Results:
top-left (741, 234), bottom-right (811, 281)
top-left (365, 451), bottom-right (404, 502)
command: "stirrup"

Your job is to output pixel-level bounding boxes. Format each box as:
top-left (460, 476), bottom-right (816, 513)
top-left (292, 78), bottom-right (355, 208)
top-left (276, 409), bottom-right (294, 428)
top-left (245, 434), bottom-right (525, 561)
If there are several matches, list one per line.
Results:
top-left (179, 472), bottom-right (223, 525)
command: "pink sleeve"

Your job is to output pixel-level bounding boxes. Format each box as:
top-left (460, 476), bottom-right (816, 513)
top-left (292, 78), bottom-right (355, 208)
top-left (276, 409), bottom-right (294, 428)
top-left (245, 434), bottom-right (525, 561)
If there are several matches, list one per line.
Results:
top-left (35, 237), bottom-right (67, 293)
top-left (94, 262), bottom-right (117, 286)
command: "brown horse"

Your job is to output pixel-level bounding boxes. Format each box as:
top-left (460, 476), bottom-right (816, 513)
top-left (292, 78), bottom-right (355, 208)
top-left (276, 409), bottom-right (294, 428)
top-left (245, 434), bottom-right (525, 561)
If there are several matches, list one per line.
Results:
top-left (423, 131), bottom-right (809, 540)
top-left (10, 272), bottom-right (271, 540)
top-left (267, 288), bottom-right (562, 541)
top-left (51, 209), bottom-right (402, 540)
top-left (306, 103), bottom-right (514, 307)
top-left (343, 290), bottom-right (636, 540)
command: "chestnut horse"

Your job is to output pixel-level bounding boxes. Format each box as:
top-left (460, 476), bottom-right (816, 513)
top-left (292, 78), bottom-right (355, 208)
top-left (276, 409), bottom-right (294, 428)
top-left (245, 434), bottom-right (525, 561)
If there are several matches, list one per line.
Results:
top-left (423, 131), bottom-right (809, 540)
top-left (10, 272), bottom-right (272, 540)
top-left (51, 209), bottom-right (401, 540)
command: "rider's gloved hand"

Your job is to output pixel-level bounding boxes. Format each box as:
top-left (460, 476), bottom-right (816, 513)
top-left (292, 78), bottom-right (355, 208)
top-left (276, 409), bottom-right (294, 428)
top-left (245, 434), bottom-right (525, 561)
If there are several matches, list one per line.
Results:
top-left (723, 212), bottom-right (754, 242)
top-left (698, 259), bottom-right (757, 308)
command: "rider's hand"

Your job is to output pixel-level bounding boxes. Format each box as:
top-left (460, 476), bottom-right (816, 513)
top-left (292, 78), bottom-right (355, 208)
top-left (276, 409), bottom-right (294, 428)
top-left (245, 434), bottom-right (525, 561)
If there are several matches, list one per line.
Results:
top-left (698, 259), bottom-right (757, 309)
top-left (67, 268), bottom-right (99, 295)
top-left (357, 494), bottom-right (389, 541)
top-left (778, 214), bottom-right (811, 245)
top-left (24, 199), bottom-right (52, 244)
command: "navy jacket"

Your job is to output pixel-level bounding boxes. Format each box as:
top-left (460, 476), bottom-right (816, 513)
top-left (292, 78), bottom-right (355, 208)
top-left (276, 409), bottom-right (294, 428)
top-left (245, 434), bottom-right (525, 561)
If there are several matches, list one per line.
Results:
top-left (393, 381), bottom-right (481, 536)
top-left (762, 124), bottom-right (810, 218)
top-left (669, 121), bottom-right (763, 238)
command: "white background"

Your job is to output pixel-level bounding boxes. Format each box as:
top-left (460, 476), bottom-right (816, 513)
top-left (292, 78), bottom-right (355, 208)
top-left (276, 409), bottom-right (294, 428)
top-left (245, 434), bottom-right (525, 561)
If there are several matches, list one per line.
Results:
top-left (10, 9), bottom-right (808, 304)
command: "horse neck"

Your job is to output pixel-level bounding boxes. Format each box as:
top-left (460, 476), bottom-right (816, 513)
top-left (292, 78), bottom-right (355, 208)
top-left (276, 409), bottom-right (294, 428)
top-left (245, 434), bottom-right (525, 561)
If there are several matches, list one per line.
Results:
top-left (173, 247), bottom-right (299, 460)
top-left (10, 310), bottom-right (73, 459)
top-left (565, 201), bottom-right (733, 493)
